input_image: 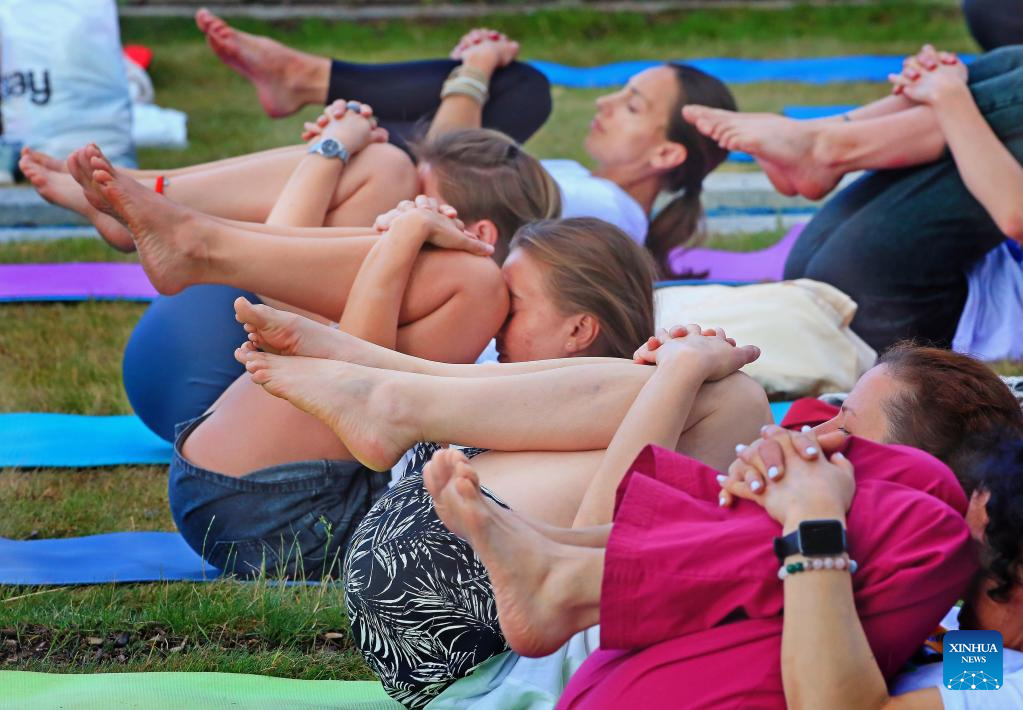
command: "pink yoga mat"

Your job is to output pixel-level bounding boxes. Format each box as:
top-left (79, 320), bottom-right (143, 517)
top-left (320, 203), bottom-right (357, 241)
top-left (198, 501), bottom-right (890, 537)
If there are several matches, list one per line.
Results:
top-left (0, 262), bottom-right (157, 302)
top-left (668, 224), bottom-right (805, 282)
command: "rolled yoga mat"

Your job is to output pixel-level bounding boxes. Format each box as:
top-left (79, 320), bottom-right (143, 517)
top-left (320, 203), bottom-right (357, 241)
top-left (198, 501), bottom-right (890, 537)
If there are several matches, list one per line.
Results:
top-left (0, 672), bottom-right (400, 710)
top-left (0, 414), bottom-right (172, 468)
top-left (0, 262), bottom-right (157, 302)
top-left (530, 55), bottom-right (976, 88)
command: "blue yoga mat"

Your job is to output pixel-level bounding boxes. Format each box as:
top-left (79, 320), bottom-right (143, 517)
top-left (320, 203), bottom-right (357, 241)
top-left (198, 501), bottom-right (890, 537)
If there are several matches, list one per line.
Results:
top-left (0, 414), bottom-right (172, 468)
top-left (530, 55), bottom-right (977, 88)
top-left (770, 401), bottom-right (792, 423)
top-left (0, 532), bottom-right (211, 585)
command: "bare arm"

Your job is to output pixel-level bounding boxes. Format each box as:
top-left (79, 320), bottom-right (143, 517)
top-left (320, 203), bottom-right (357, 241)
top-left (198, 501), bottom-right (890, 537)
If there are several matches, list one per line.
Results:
top-left (932, 82), bottom-right (1023, 242)
top-left (340, 202), bottom-right (497, 349)
top-left (893, 52), bottom-right (1023, 242)
top-left (782, 559), bottom-right (942, 710)
top-left (427, 32), bottom-right (519, 139)
top-left (732, 430), bottom-right (946, 710)
top-left (337, 213), bottom-right (427, 348)
top-left (572, 328), bottom-right (761, 527)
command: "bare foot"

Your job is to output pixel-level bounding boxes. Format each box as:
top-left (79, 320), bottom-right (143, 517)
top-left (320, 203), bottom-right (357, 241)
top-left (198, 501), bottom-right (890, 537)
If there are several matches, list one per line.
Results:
top-left (19, 147), bottom-right (135, 252)
top-left (196, 8), bottom-right (325, 118)
top-left (20, 146), bottom-right (67, 173)
top-left (89, 147), bottom-right (212, 293)
top-left (683, 105), bottom-right (843, 200)
top-left (239, 352), bottom-right (420, 471)
top-left (425, 449), bottom-right (599, 657)
top-left (234, 297), bottom-right (394, 368)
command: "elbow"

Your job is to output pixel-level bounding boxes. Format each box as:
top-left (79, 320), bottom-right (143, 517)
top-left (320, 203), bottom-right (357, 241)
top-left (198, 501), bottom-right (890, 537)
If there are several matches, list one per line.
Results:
top-left (996, 212), bottom-right (1023, 243)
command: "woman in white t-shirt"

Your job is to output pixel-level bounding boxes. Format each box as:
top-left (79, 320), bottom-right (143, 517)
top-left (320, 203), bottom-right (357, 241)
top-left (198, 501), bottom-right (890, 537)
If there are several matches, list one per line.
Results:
top-left (23, 29), bottom-right (737, 277)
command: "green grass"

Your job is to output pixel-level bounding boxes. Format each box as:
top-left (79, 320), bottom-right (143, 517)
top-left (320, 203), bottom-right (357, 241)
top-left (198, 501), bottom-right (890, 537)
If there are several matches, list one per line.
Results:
top-left (2, 0), bottom-right (1019, 684)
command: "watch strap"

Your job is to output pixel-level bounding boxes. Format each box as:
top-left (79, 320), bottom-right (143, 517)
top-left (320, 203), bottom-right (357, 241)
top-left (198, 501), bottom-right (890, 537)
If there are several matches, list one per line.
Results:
top-left (773, 531), bottom-right (800, 564)
top-left (308, 138), bottom-right (350, 164)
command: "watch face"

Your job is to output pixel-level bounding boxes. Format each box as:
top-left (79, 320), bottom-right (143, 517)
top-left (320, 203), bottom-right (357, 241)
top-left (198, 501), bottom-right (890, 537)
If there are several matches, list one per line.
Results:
top-left (799, 520), bottom-right (846, 556)
top-left (319, 139), bottom-right (341, 157)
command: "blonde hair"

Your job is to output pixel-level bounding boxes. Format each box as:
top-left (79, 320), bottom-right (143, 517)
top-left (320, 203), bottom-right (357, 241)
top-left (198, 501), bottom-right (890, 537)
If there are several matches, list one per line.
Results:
top-left (412, 129), bottom-right (562, 263)
top-left (510, 218), bottom-right (656, 359)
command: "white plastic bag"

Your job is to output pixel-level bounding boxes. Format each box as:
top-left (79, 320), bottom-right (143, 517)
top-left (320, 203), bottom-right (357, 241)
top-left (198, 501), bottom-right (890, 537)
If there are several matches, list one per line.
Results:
top-left (0, 0), bottom-right (136, 166)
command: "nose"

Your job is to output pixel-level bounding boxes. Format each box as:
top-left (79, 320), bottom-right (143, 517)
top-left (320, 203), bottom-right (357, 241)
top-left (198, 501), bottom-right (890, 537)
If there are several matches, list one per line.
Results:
top-left (595, 93), bottom-right (613, 114)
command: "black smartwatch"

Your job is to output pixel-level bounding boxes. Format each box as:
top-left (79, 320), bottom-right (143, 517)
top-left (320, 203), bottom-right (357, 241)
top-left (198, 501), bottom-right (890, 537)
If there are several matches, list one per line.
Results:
top-left (773, 519), bottom-right (847, 564)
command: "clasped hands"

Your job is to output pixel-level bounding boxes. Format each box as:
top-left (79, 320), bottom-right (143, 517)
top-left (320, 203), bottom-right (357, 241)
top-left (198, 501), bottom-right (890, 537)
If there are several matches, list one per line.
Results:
top-left (372, 195), bottom-right (494, 257)
top-left (301, 98), bottom-right (389, 151)
top-left (889, 43), bottom-right (968, 104)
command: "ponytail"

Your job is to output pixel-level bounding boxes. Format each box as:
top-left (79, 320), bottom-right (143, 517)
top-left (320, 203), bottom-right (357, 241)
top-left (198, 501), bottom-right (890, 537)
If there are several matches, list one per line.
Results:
top-left (646, 180), bottom-right (706, 278)
top-left (649, 64), bottom-right (736, 277)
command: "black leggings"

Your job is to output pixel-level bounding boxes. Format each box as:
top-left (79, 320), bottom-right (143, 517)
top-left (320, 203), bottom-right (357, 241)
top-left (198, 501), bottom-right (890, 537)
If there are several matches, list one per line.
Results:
top-left (784, 46), bottom-right (1023, 353)
top-left (327, 59), bottom-right (552, 152)
top-left (962, 0), bottom-right (1023, 51)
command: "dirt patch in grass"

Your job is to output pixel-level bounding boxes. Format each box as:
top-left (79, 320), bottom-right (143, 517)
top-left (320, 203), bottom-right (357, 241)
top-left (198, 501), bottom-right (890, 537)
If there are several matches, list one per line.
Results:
top-left (0, 623), bottom-right (360, 670)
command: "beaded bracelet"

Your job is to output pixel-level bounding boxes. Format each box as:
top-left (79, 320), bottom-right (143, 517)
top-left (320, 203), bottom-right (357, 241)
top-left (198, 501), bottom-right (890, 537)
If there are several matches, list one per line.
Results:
top-left (441, 66), bottom-right (490, 106)
top-left (778, 556), bottom-right (858, 580)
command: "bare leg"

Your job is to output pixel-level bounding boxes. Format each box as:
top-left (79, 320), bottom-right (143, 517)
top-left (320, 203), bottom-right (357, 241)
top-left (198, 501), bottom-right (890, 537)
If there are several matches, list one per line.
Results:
top-left (424, 449), bottom-right (603, 657)
top-left (24, 143), bottom-right (416, 251)
top-left (195, 8), bottom-right (330, 118)
top-left (683, 103), bottom-right (946, 199)
top-left (239, 351), bottom-right (769, 471)
top-left (127, 145), bottom-right (304, 181)
top-left (20, 148), bottom-right (135, 252)
top-left (86, 148), bottom-right (500, 335)
top-left (161, 141), bottom-right (417, 226)
top-left (236, 297), bottom-right (631, 378)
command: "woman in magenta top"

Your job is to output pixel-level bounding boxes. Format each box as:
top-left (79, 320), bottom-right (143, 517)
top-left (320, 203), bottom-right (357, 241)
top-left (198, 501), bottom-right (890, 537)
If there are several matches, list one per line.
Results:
top-left (420, 327), bottom-right (980, 710)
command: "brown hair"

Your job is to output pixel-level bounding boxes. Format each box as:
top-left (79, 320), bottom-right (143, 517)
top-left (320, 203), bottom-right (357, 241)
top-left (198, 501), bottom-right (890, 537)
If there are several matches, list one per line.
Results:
top-left (411, 129), bottom-right (562, 263)
top-left (510, 217), bottom-right (656, 359)
top-left (878, 343), bottom-right (1023, 492)
top-left (647, 64), bottom-right (736, 278)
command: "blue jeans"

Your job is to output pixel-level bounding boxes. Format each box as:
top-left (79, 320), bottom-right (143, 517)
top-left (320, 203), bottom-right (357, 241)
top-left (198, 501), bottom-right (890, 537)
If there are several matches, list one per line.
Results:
top-left (784, 46), bottom-right (1023, 352)
top-left (169, 414), bottom-right (391, 580)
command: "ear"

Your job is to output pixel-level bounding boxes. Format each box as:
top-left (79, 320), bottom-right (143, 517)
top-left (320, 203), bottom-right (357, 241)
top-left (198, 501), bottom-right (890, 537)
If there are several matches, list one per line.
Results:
top-left (464, 219), bottom-right (500, 248)
top-left (565, 313), bottom-right (600, 355)
top-left (649, 141), bottom-right (687, 172)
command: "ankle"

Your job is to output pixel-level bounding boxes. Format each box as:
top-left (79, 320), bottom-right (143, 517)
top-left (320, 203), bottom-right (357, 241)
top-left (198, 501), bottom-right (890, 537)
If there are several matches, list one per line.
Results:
top-left (811, 126), bottom-right (851, 171)
top-left (292, 54), bottom-right (332, 107)
top-left (372, 376), bottom-right (426, 447)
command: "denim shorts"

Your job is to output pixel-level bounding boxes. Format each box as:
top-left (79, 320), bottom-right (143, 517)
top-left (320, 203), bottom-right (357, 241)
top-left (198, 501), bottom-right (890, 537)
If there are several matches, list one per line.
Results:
top-left (168, 413), bottom-right (391, 580)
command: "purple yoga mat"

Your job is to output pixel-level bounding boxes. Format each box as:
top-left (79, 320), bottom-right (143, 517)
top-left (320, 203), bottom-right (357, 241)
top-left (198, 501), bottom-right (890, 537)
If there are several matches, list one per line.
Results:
top-left (0, 262), bottom-right (157, 302)
top-left (668, 224), bottom-right (805, 282)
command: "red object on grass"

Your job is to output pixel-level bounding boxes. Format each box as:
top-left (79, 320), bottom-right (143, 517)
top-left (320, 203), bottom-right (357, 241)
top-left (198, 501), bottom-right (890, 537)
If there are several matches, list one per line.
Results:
top-left (123, 45), bottom-right (153, 70)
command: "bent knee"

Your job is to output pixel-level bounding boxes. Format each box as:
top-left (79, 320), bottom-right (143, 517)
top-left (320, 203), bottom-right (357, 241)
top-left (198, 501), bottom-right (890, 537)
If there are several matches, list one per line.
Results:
top-left (355, 142), bottom-right (418, 200)
top-left (704, 372), bottom-right (772, 428)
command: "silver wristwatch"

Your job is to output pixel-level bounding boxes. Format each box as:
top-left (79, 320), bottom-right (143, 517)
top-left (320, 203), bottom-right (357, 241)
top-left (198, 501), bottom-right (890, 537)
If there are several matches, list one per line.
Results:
top-left (307, 138), bottom-right (350, 164)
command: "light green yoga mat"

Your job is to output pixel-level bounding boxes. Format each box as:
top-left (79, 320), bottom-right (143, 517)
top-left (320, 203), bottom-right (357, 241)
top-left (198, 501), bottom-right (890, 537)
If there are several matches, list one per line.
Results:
top-left (0, 671), bottom-right (401, 710)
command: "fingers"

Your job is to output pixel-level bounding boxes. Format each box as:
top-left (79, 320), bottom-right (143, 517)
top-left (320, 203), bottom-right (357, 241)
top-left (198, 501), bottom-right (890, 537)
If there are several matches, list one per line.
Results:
top-left (735, 344), bottom-right (761, 365)
top-left (829, 450), bottom-right (855, 484)
top-left (902, 55), bottom-right (923, 80)
top-left (939, 50), bottom-right (958, 65)
top-left (889, 72), bottom-right (913, 95)
top-left (740, 437), bottom-right (785, 483)
top-left (916, 43), bottom-right (938, 70)
top-left (759, 424), bottom-right (818, 461)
